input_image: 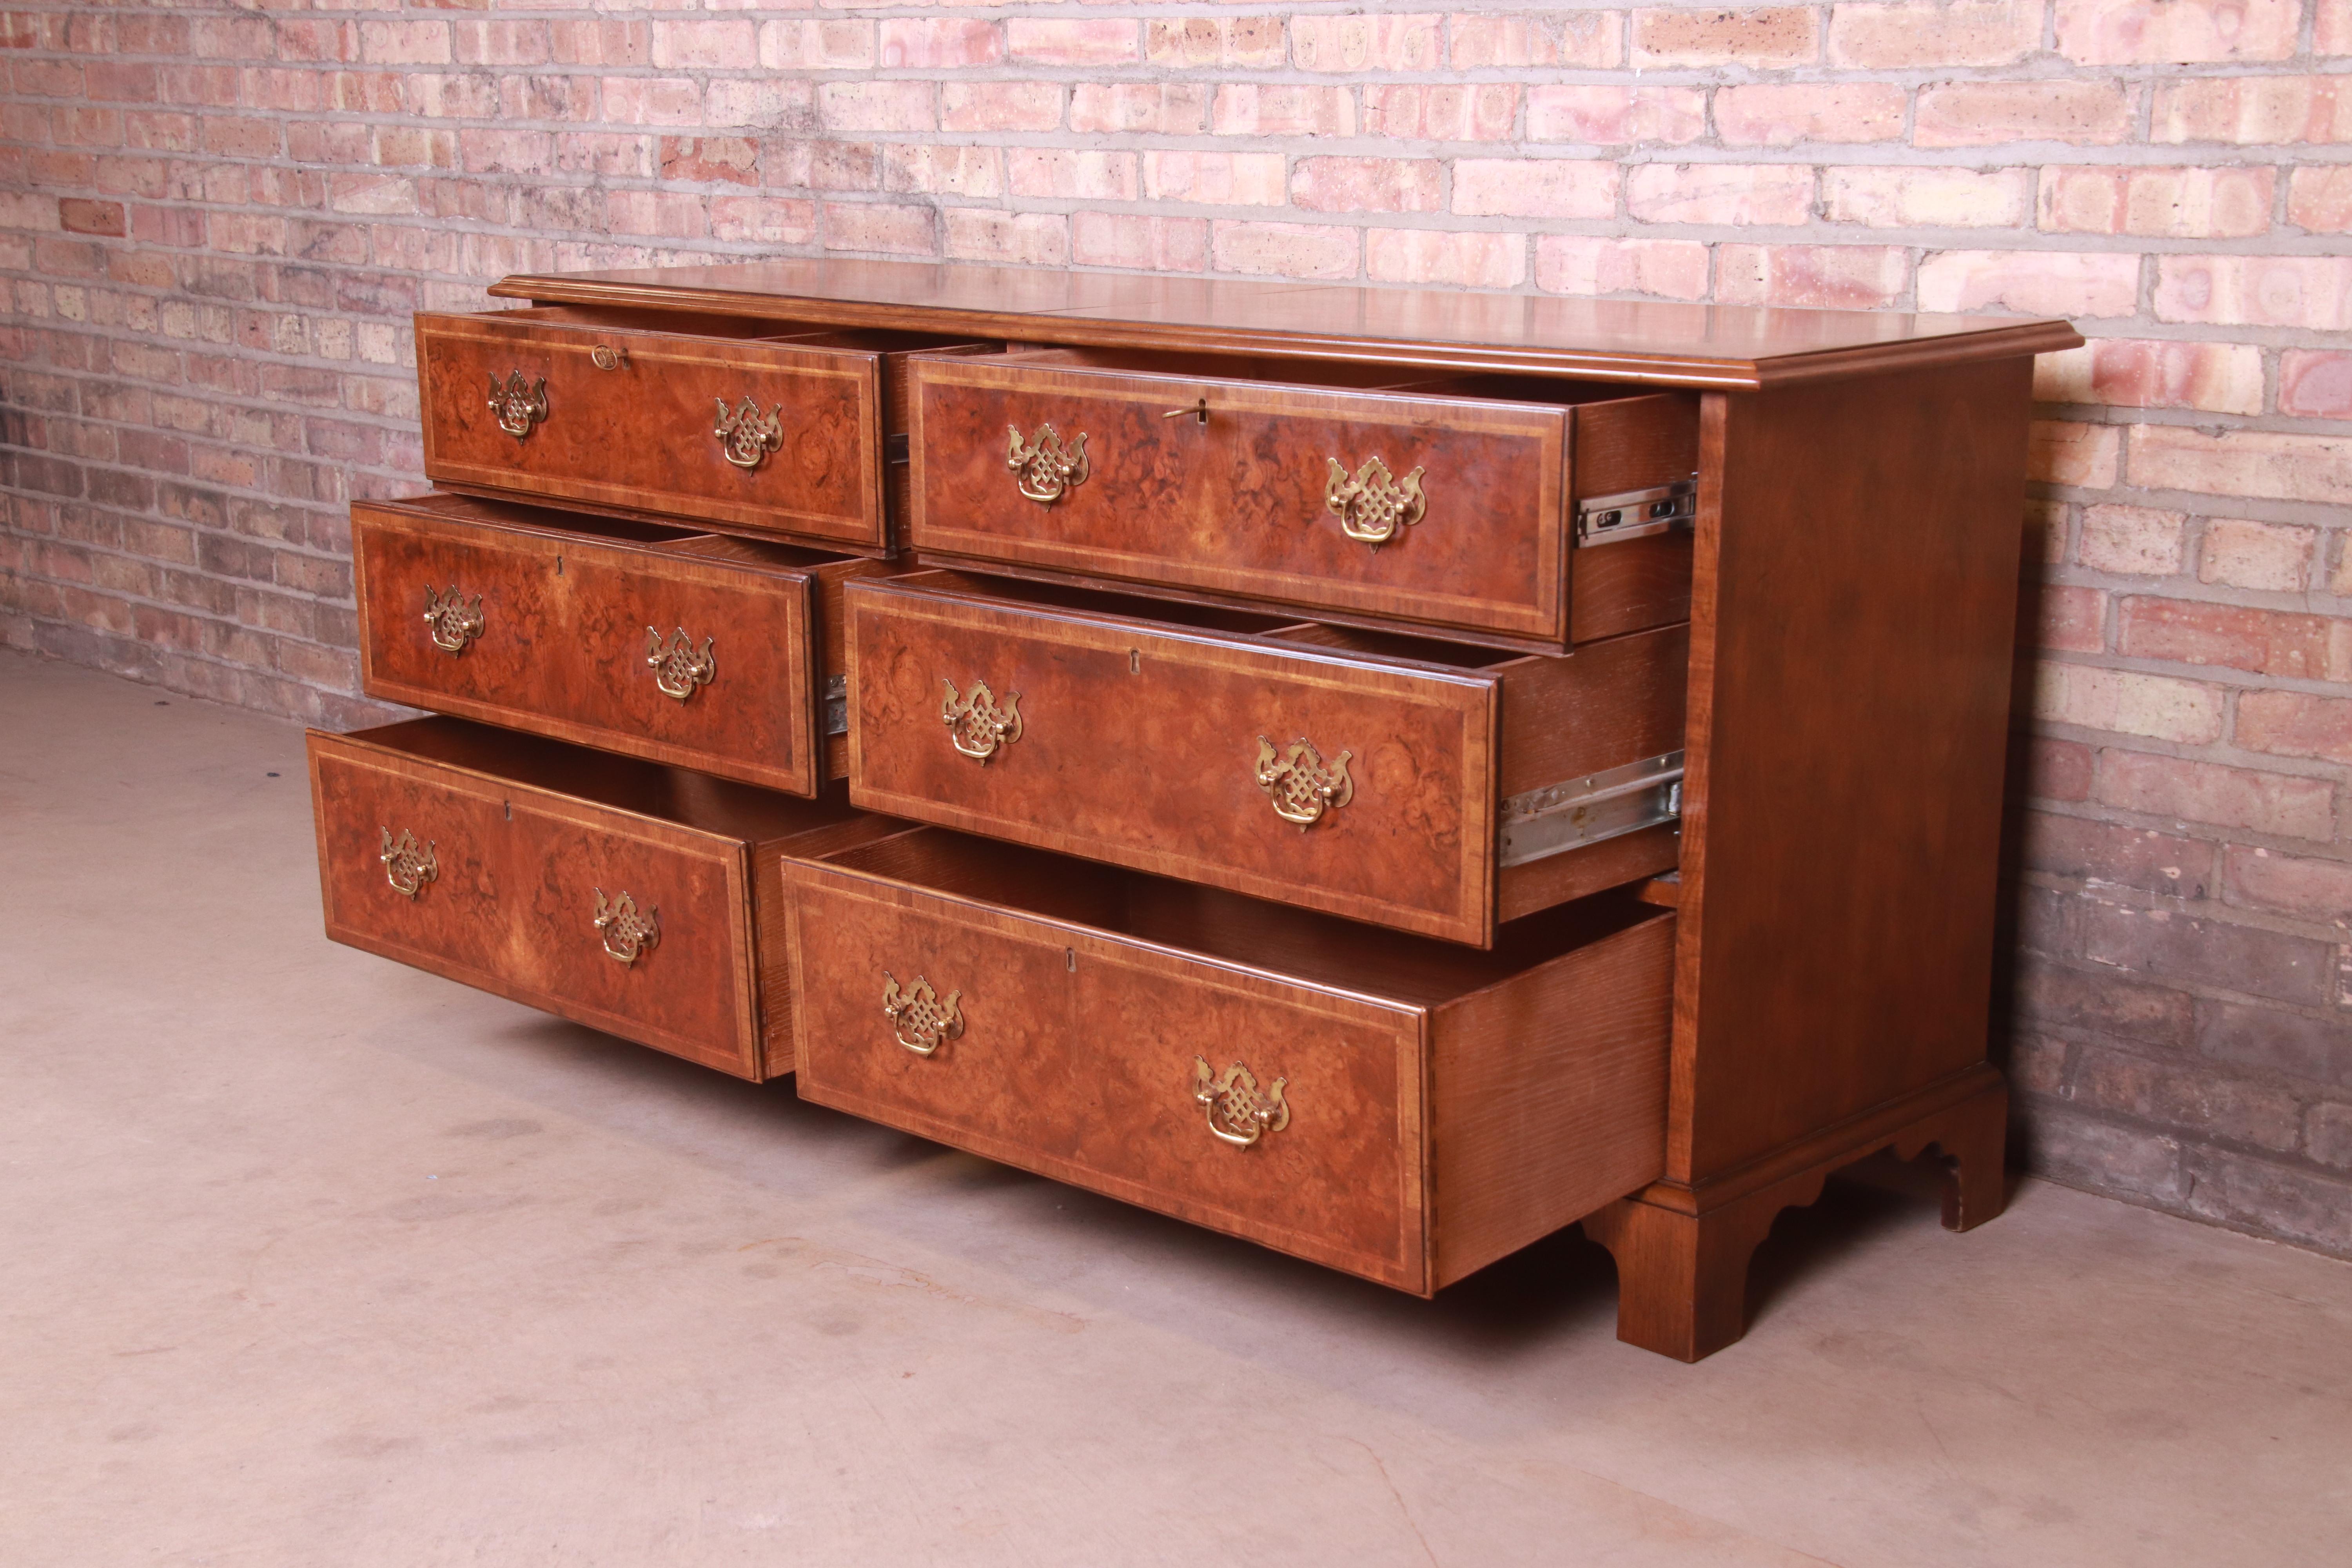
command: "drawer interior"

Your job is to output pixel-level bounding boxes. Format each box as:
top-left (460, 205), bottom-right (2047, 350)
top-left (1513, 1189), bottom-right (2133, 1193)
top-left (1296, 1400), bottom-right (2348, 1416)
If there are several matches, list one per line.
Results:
top-left (992, 345), bottom-right (1657, 412)
top-left (820, 827), bottom-right (1659, 1005)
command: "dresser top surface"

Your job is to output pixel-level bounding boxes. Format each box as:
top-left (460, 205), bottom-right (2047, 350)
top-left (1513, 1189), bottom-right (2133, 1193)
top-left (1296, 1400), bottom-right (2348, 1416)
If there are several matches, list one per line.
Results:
top-left (490, 258), bottom-right (2081, 390)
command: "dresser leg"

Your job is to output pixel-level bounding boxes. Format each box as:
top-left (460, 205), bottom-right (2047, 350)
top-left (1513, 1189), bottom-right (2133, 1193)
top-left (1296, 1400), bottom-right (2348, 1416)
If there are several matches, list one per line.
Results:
top-left (1898, 1076), bottom-right (2010, 1232)
top-left (1582, 1193), bottom-right (1783, 1363)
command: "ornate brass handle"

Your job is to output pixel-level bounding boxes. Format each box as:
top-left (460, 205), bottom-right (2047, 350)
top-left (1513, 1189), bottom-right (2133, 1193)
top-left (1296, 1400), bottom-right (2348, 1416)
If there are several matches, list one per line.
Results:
top-left (379, 827), bottom-right (438, 899)
top-left (593, 888), bottom-right (659, 965)
top-left (590, 344), bottom-right (625, 371)
top-left (1325, 456), bottom-right (1426, 544)
top-left (882, 970), bottom-right (963, 1057)
top-left (488, 370), bottom-right (547, 440)
top-left (1195, 1057), bottom-right (1289, 1148)
top-left (1255, 736), bottom-right (1353, 828)
top-left (715, 396), bottom-right (783, 470)
top-left (942, 678), bottom-right (1022, 763)
top-left (1006, 422), bottom-right (1088, 504)
top-left (645, 626), bottom-right (715, 702)
top-left (422, 584), bottom-right (484, 655)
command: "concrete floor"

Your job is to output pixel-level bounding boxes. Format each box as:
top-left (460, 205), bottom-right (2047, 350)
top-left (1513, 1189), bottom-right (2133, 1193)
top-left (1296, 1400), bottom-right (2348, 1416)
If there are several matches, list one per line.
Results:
top-left (3, 648), bottom-right (2348, 1568)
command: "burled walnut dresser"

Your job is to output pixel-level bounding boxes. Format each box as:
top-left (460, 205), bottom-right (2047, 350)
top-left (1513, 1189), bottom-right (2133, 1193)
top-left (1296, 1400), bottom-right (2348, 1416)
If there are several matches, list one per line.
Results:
top-left (305, 260), bottom-right (2080, 1361)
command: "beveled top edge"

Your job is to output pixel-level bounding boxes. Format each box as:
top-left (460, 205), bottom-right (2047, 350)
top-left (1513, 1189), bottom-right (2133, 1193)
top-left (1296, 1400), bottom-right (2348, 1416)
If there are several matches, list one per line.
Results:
top-left (488, 258), bottom-right (2083, 388)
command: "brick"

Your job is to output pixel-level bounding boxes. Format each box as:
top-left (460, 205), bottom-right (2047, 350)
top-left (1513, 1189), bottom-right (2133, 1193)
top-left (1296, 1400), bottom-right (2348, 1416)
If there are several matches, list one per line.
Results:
top-left (2201, 998), bottom-right (2352, 1086)
top-left (1006, 149), bottom-right (1136, 203)
top-left (1290, 15), bottom-right (1443, 72)
top-left (2129, 426), bottom-right (2352, 507)
top-left (1365, 229), bottom-right (1527, 289)
top-left (2155, 256), bottom-right (2352, 330)
top-left (707, 197), bottom-right (815, 247)
top-left (1525, 86), bottom-right (1706, 146)
top-left (1633, 6), bottom-right (1820, 67)
top-left (1362, 84), bottom-right (1521, 142)
top-left (2180, 1149), bottom-right (2352, 1252)
top-left (57, 198), bottom-right (124, 238)
top-left (1829, 0), bottom-right (2042, 66)
top-left (818, 81), bottom-right (934, 135)
top-left (2326, 0), bottom-right (2352, 51)
top-left (945, 82), bottom-right (1062, 135)
top-left (943, 210), bottom-right (1068, 268)
top-left (1534, 236), bottom-right (1711, 301)
top-left (1451, 12), bottom-right (1625, 68)
top-left (2237, 691), bottom-right (2352, 766)
top-left (2031, 422), bottom-right (2122, 489)
top-left (1916, 81), bottom-right (2135, 147)
top-left (2120, 598), bottom-right (2347, 681)
top-left (2027, 736), bottom-right (2098, 802)
top-left (659, 138), bottom-right (758, 189)
top-left (1289, 158), bottom-right (1441, 214)
top-left (1717, 244), bottom-right (1906, 308)
top-left (2201, 518), bottom-right (2318, 592)
top-left (2017, 1107), bottom-right (2186, 1202)
top-left (1210, 220), bottom-right (1358, 280)
top-left (2223, 848), bottom-right (2352, 927)
top-left (2311, 1104), bottom-right (2352, 1169)
top-left (358, 20), bottom-right (448, 66)
top-left (2038, 165), bottom-right (2275, 239)
top-left (2086, 902), bottom-right (2333, 1005)
top-left (1916, 250), bottom-right (2140, 318)
top-left (1146, 152), bottom-right (1287, 207)
top-left (877, 20), bottom-right (998, 70)
top-left (2279, 352), bottom-right (2352, 419)
top-left (1070, 212), bottom-right (1207, 273)
top-left (1452, 160), bottom-right (1617, 219)
top-left (1005, 20), bottom-right (1136, 67)
top-left (2287, 167), bottom-right (2352, 233)
top-left (2034, 583), bottom-right (2109, 653)
top-left (821, 202), bottom-right (935, 257)
top-left (1069, 83), bottom-right (1204, 136)
top-left (1715, 83), bottom-right (1904, 145)
top-left (2008, 1033), bottom-right (2071, 1096)
top-left (2081, 504), bottom-right (2186, 575)
top-left (1212, 85), bottom-right (1355, 138)
top-left (2153, 75), bottom-right (2352, 143)
top-left (2080, 1048), bottom-right (2309, 1152)
top-left (2017, 956), bottom-right (2196, 1042)
top-left (883, 147), bottom-right (1003, 201)
top-left (2023, 810), bottom-right (2216, 898)
top-left (2096, 750), bottom-right (2337, 840)
top-left (2056, 0), bottom-right (2298, 64)
top-left (1624, 164), bottom-right (1812, 226)
top-left (1145, 16), bottom-right (1286, 70)
top-left (2080, 339), bottom-right (2265, 417)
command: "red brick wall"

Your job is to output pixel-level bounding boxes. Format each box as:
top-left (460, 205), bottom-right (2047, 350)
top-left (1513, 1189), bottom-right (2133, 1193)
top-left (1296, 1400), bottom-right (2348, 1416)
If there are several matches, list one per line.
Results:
top-left (4, 3), bottom-right (2348, 1253)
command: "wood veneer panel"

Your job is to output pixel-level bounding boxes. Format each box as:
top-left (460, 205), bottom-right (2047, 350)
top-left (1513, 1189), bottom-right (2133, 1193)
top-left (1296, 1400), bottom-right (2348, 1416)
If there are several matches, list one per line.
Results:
top-left (1669, 358), bottom-right (2034, 1182)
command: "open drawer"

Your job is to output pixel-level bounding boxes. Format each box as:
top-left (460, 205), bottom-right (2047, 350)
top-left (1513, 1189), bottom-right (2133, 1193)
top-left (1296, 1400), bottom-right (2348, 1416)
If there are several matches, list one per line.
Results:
top-left (417, 304), bottom-right (991, 551)
top-left (308, 717), bottom-right (895, 1080)
top-left (786, 828), bottom-right (1675, 1293)
top-left (354, 491), bottom-right (895, 797)
top-left (907, 346), bottom-right (1698, 651)
top-left (844, 571), bottom-right (1687, 947)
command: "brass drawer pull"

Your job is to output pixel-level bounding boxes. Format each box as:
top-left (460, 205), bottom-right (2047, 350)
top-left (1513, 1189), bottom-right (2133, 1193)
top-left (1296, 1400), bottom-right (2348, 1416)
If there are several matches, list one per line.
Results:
top-left (590, 344), bottom-right (626, 371)
top-left (942, 678), bottom-right (1023, 762)
top-left (882, 970), bottom-right (963, 1057)
top-left (379, 827), bottom-right (438, 899)
top-left (488, 370), bottom-right (547, 440)
top-left (1194, 1057), bottom-right (1289, 1148)
top-left (645, 626), bottom-right (716, 702)
top-left (593, 888), bottom-right (659, 965)
top-left (1255, 736), bottom-right (1353, 828)
top-left (422, 584), bottom-right (484, 655)
top-left (1006, 422), bottom-right (1088, 504)
top-left (1325, 456), bottom-right (1426, 545)
top-left (714, 396), bottom-right (783, 470)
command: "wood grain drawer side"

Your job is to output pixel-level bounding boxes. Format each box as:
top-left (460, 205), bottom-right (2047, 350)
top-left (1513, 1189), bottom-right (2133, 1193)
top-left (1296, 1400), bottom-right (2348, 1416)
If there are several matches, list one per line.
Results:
top-left (907, 348), bottom-right (1697, 652)
top-left (786, 829), bottom-right (1675, 1294)
top-left (308, 717), bottom-right (889, 1079)
top-left (844, 572), bottom-right (1688, 947)
top-left (418, 306), bottom-right (987, 551)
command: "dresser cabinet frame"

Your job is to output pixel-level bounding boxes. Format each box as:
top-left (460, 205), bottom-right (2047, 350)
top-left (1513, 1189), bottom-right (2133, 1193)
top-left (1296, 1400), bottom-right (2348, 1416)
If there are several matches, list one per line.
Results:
top-left (482, 261), bottom-right (2078, 1361)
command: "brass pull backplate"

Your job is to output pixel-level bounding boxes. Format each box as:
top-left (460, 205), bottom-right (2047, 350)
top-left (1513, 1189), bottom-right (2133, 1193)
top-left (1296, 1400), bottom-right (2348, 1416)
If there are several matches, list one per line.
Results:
top-left (942, 678), bottom-right (1023, 762)
top-left (882, 970), bottom-right (963, 1057)
top-left (1194, 1057), bottom-right (1289, 1148)
top-left (590, 344), bottom-right (625, 371)
top-left (488, 370), bottom-right (547, 439)
top-left (593, 888), bottom-right (659, 965)
top-left (379, 827), bottom-right (438, 899)
top-left (1325, 456), bottom-right (1426, 544)
top-left (646, 626), bottom-right (716, 702)
top-left (715, 396), bottom-right (783, 470)
top-left (1006, 422), bottom-right (1088, 504)
top-left (1255, 736), bottom-right (1353, 828)
top-left (422, 584), bottom-right (484, 655)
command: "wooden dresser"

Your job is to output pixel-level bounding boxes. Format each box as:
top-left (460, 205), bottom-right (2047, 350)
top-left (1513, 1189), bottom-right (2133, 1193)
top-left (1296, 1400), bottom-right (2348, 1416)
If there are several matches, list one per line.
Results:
top-left (306, 260), bottom-right (2080, 1360)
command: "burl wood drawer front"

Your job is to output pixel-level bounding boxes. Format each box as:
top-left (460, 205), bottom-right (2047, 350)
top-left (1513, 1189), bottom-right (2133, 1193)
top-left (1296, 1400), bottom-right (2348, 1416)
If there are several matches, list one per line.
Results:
top-left (417, 308), bottom-right (888, 550)
top-left (909, 354), bottom-right (1696, 650)
top-left (786, 831), bottom-right (1675, 1294)
top-left (354, 493), bottom-right (847, 797)
top-left (307, 719), bottom-right (884, 1080)
top-left (845, 574), bottom-right (1688, 947)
